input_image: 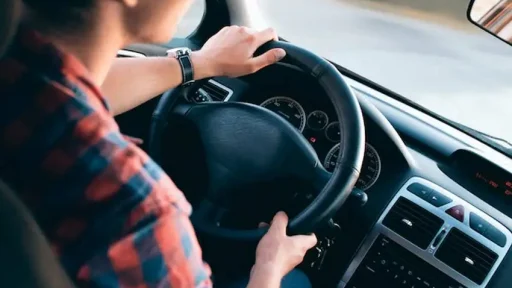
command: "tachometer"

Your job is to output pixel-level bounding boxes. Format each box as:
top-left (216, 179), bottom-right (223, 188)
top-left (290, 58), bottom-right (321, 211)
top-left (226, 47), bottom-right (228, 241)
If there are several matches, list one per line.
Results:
top-left (260, 96), bottom-right (306, 132)
top-left (323, 143), bottom-right (381, 191)
top-left (357, 144), bottom-right (381, 191)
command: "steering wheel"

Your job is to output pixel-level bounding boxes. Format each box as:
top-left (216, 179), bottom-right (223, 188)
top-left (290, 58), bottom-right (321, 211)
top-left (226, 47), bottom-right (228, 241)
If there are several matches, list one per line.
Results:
top-left (148, 41), bottom-right (365, 241)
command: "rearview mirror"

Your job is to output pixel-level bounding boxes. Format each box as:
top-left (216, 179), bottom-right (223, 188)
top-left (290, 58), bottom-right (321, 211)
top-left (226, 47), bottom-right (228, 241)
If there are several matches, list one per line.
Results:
top-left (468, 0), bottom-right (512, 45)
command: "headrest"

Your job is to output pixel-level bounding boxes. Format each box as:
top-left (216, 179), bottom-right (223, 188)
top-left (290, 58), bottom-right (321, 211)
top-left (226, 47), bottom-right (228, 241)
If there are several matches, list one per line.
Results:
top-left (0, 0), bottom-right (21, 57)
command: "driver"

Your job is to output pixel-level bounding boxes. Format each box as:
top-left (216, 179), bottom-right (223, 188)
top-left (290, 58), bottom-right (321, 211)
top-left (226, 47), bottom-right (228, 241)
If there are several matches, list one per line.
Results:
top-left (0, 0), bottom-right (317, 287)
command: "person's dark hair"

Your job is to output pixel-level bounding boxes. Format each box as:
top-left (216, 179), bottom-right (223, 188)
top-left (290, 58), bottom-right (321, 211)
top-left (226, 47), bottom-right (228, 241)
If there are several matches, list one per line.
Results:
top-left (22, 0), bottom-right (94, 28)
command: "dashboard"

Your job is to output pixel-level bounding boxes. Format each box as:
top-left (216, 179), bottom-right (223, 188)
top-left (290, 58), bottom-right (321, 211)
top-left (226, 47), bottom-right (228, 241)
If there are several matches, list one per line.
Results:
top-left (115, 47), bottom-right (512, 288)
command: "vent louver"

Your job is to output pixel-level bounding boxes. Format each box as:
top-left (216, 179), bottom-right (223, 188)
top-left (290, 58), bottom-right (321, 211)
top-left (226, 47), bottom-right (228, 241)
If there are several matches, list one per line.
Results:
top-left (436, 228), bottom-right (498, 285)
top-left (383, 197), bottom-right (444, 249)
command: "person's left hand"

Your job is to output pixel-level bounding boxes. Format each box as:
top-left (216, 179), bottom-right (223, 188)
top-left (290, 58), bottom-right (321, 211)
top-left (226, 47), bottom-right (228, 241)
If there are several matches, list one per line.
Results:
top-left (191, 26), bottom-right (286, 79)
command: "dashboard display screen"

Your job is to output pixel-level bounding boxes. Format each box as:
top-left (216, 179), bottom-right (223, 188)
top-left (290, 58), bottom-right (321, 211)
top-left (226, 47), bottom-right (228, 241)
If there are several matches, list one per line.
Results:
top-left (450, 150), bottom-right (512, 207)
top-left (474, 171), bottom-right (512, 200)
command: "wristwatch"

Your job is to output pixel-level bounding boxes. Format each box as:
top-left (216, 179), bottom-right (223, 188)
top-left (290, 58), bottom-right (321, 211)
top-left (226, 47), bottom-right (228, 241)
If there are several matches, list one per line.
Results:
top-left (167, 47), bottom-right (195, 86)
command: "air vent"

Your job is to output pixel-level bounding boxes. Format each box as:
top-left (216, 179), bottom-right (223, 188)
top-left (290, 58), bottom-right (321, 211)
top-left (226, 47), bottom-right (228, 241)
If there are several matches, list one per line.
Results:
top-left (435, 228), bottom-right (498, 285)
top-left (382, 197), bottom-right (444, 249)
top-left (200, 80), bottom-right (232, 101)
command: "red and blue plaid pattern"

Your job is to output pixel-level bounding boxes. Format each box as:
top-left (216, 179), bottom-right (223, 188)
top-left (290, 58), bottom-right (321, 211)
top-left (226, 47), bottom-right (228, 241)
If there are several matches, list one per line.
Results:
top-left (0, 27), bottom-right (212, 287)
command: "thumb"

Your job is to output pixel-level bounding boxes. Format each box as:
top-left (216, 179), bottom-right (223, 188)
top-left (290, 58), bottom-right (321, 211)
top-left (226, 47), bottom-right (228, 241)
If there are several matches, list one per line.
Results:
top-left (269, 211), bottom-right (289, 234)
top-left (291, 233), bottom-right (318, 251)
top-left (250, 48), bottom-right (286, 71)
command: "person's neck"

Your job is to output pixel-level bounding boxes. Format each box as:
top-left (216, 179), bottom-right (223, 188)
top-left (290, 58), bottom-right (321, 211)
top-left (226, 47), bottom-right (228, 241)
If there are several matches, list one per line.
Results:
top-left (24, 17), bottom-right (126, 87)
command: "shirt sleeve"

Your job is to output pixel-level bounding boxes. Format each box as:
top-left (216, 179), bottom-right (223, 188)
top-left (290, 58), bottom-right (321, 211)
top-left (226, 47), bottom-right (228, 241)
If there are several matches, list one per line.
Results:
top-left (66, 113), bottom-right (213, 287)
top-left (1, 77), bottom-right (212, 287)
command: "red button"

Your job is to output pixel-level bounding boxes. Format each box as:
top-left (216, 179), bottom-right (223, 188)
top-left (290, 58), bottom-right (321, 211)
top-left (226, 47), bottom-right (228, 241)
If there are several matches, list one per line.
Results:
top-left (446, 205), bottom-right (465, 222)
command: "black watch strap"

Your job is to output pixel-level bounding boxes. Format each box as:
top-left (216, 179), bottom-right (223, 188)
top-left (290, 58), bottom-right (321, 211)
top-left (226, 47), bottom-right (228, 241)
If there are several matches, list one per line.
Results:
top-left (176, 51), bottom-right (194, 86)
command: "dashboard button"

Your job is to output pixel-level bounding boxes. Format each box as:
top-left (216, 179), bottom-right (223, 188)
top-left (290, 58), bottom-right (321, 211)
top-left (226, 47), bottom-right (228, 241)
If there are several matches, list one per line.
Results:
top-left (446, 205), bottom-right (464, 222)
top-left (469, 212), bottom-right (489, 235)
top-left (407, 183), bottom-right (431, 200)
top-left (484, 225), bottom-right (507, 247)
top-left (427, 190), bottom-right (452, 207)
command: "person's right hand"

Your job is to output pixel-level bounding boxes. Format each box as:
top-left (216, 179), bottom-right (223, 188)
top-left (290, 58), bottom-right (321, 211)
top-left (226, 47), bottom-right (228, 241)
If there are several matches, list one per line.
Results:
top-left (253, 212), bottom-right (318, 278)
top-left (191, 26), bottom-right (286, 80)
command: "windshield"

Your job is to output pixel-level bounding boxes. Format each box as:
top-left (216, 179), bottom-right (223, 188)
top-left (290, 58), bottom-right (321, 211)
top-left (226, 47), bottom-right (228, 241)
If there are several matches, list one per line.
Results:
top-left (256, 0), bottom-right (512, 147)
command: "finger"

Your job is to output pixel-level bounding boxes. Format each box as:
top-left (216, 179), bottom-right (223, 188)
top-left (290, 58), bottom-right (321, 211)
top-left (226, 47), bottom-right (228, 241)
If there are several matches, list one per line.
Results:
top-left (249, 48), bottom-right (286, 71)
top-left (239, 26), bottom-right (256, 34)
top-left (291, 233), bottom-right (318, 250)
top-left (269, 211), bottom-right (288, 234)
top-left (124, 135), bottom-right (144, 145)
top-left (253, 27), bottom-right (279, 46)
top-left (221, 25), bottom-right (236, 32)
top-left (258, 222), bottom-right (269, 228)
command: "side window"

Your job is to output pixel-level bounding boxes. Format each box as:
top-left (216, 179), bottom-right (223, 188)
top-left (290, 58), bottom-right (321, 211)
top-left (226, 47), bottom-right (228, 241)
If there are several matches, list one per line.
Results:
top-left (175, 0), bottom-right (205, 38)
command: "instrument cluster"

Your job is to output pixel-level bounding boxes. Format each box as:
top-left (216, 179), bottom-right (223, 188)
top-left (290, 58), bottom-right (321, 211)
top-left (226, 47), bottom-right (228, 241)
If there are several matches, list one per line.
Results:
top-left (260, 96), bottom-right (381, 191)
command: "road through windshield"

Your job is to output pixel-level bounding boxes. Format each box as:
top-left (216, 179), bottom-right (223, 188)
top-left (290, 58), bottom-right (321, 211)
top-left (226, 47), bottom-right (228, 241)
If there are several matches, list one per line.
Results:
top-left (179, 0), bottom-right (512, 147)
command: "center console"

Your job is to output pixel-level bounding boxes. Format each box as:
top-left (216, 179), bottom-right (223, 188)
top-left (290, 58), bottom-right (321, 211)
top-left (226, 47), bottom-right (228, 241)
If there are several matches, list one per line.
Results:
top-left (339, 177), bottom-right (512, 288)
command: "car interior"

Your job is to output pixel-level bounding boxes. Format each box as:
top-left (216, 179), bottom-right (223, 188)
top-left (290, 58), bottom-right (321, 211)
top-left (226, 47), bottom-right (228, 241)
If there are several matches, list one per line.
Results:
top-left (2, 0), bottom-right (512, 287)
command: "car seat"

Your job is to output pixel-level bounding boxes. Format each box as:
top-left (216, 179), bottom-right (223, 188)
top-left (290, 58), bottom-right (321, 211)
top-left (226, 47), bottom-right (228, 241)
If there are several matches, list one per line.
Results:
top-left (0, 1), bottom-right (76, 287)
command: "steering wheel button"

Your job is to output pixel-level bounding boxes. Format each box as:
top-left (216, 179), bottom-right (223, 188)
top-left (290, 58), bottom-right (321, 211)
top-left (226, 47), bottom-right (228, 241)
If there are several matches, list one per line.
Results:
top-left (446, 205), bottom-right (464, 222)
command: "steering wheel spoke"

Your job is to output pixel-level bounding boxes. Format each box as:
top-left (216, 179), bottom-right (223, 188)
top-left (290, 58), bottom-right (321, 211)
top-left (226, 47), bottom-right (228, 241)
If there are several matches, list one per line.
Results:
top-left (191, 199), bottom-right (229, 228)
top-left (311, 163), bottom-right (332, 192)
top-left (171, 102), bottom-right (195, 117)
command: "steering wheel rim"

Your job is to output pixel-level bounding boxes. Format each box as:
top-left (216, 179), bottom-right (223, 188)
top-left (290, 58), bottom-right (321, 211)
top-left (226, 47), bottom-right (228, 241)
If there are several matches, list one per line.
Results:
top-left (149, 41), bottom-right (365, 240)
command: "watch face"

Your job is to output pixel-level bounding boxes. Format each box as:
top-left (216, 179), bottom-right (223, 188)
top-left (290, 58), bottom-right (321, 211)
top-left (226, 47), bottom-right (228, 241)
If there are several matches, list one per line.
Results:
top-left (166, 47), bottom-right (191, 58)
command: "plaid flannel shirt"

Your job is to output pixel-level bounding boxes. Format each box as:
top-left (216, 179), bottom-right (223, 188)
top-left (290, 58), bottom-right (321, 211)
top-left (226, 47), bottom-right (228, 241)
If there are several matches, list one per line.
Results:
top-left (0, 26), bottom-right (212, 287)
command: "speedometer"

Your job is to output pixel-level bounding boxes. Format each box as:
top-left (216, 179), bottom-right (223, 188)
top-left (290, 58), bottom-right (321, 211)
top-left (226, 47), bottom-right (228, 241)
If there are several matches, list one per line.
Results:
top-left (260, 96), bottom-right (306, 132)
top-left (323, 143), bottom-right (341, 172)
top-left (324, 143), bottom-right (381, 191)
